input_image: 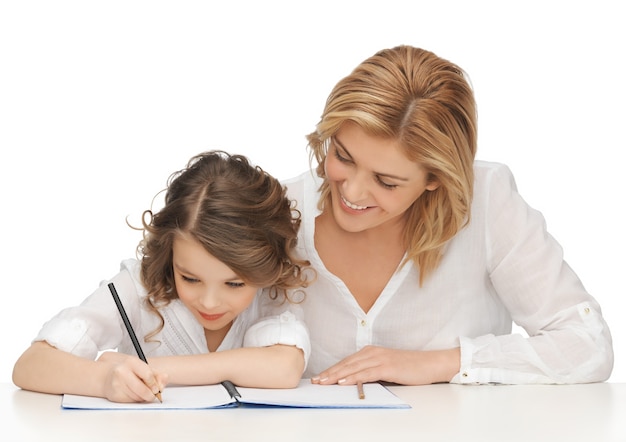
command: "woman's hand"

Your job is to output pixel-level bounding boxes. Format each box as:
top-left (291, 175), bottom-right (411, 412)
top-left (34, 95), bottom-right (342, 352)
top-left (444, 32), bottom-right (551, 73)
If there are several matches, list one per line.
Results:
top-left (96, 351), bottom-right (168, 402)
top-left (310, 345), bottom-right (460, 386)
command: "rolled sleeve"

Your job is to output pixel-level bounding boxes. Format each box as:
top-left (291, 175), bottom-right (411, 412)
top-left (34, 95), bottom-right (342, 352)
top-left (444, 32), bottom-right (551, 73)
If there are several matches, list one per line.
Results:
top-left (242, 311), bottom-right (311, 371)
top-left (451, 301), bottom-right (613, 385)
top-left (34, 314), bottom-right (100, 359)
top-left (32, 263), bottom-right (139, 359)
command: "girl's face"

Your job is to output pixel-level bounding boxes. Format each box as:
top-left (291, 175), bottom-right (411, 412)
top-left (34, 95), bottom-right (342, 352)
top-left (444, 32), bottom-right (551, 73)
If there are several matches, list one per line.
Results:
top-left (172, 233), bottom-right (258, 335)
top-left (324, 121), bottom-right (439, 234)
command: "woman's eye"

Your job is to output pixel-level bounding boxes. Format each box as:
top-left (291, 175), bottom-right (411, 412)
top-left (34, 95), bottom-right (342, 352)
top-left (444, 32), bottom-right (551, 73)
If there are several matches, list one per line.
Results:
top-left (376, 176), bottom-right (398, 189)
top-left (333, 149), bottom-right (351, 163)
top-left (331, 141), bottom-right (351, 163)
top-left (226, 281), bottom-right (246, 288)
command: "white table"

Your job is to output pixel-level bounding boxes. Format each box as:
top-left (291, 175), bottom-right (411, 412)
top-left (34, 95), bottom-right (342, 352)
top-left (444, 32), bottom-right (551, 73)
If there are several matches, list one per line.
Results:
top-left (3, 382), bottom-right (625, 441)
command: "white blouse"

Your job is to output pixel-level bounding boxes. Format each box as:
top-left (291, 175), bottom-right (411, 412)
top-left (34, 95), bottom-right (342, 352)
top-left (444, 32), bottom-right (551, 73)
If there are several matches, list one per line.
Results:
top-left (281, 161), bottom-right (613, 384)
top-left (34, 259), bottom-right (311, 367)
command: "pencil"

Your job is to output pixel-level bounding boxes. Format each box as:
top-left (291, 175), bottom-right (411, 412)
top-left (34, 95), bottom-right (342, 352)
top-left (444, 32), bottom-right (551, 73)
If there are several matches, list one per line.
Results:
top-left (108, 282), bottom-right (162, 403)
top-left (357, 382), bottom-right (365, 400)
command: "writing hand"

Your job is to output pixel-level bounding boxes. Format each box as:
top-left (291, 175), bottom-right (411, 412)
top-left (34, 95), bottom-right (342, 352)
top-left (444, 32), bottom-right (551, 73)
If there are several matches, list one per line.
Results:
top-left (310, 345), bottom-right (460, 386)
top-left (97, 351), bottom-right (168, 402)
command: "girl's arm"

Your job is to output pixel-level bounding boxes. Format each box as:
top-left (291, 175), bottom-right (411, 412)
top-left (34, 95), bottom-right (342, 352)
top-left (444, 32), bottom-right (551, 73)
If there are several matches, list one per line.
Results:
top-left (148, 344), bottom-right (304, 388)
top-left (12, 341), bottom-right (166, 402)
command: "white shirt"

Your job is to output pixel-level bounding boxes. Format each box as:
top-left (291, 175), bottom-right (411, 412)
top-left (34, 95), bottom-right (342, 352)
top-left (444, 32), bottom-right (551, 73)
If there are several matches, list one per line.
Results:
top-left (34, 259), bottom-right (311, 366)
top-left (282, 161), bottom-right (613, 384)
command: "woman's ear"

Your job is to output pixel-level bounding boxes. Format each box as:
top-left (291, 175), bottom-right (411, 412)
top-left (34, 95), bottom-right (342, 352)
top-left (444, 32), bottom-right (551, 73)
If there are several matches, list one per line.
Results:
top-left (425, 174), bottom-right (440, 191)
top-left (426, 182), bottom-right (440, 191)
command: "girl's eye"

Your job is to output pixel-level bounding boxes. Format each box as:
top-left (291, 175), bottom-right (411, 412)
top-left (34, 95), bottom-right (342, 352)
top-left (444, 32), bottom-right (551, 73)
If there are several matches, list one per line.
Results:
top-left (226, 281), bottom-right (246, 288)
top-left (181, 275), bottom-right (200, 283)
top-left (376, 176), bottom-right (398, 189)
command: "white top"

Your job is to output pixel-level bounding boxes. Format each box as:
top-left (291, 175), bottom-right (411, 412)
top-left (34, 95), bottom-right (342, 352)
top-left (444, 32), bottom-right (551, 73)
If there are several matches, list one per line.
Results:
top-left (34, 259), bottom-right (311, 366)
top-left (281, 161), bottom-right (613, 383)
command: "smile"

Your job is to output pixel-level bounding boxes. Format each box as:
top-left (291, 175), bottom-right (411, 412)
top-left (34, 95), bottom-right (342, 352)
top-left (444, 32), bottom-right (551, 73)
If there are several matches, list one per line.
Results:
top-left (341, 195), bottom-right (368, 210)
top-left (199, 312), bottom-right (225, 321)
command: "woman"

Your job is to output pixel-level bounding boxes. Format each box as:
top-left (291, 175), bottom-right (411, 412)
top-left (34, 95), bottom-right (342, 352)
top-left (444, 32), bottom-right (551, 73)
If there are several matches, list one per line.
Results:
top-left (280, 45), bottom-right (613, 386)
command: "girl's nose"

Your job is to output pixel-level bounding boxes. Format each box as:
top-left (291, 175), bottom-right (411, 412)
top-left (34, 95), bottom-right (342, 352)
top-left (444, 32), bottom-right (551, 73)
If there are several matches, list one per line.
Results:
top-left (199, 288), bottom-right (221, 310)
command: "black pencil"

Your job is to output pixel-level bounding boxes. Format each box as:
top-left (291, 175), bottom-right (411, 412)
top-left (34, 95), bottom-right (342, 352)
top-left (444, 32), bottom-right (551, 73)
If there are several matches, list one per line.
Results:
top-left (108, 282), bottom-right (162, 402)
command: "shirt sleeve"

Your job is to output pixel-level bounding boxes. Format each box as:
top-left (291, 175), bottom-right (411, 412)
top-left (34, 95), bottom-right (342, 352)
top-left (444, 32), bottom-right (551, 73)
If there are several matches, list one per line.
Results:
top-left (33, 267), bottom-right (139, 360)
top-left (451, 164), bottom-right (613, 384)
top-left (242, 310), bottom-right (311, 372)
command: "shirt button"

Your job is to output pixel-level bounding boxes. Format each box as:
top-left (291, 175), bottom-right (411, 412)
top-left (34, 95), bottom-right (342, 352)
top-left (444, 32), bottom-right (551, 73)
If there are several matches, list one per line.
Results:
top-left (462, 372), bottom-right (468, 378)
top-left (584, 307), bottom-right (590, 314)
top-left (360, 320), bottom-right (366, 326)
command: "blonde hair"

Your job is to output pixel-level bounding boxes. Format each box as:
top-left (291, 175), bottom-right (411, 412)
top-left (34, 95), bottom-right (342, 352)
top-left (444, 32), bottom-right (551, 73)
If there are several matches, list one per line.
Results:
top-left (306, 46), bottom-right (476, 284)
top-left (137, 150), bottom-right (310, 340)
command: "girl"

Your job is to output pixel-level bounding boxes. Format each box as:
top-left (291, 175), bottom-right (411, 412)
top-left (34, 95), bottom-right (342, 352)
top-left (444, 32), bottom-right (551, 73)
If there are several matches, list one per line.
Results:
top-left (13, 150), bottom-right (311, 402)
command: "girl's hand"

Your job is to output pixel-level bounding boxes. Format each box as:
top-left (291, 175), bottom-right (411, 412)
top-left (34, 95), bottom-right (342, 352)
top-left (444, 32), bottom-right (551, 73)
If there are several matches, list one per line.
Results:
top-left (96, 351), bottom-right (168, 402)
top-left (310, 345), bottom-right (460, 386)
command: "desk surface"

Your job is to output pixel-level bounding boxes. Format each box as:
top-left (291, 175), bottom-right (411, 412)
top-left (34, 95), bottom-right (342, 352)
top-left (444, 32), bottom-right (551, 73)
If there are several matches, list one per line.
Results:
top-left (3, 382), bottom-right (625, 442)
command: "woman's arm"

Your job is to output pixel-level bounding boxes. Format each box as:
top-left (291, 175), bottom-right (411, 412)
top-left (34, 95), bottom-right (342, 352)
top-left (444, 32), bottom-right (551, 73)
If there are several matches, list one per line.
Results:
top-left (311, 346), bottom-right (460, 386)
top-left (464, 163), bottom-right (613, 384)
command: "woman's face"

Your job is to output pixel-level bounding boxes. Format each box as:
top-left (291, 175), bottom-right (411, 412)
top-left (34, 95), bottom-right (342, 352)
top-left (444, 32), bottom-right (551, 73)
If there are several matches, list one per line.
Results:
top-left (324, 121), bottom-right (438, 234)
top-left (173, 233), bottom-right (259, 333)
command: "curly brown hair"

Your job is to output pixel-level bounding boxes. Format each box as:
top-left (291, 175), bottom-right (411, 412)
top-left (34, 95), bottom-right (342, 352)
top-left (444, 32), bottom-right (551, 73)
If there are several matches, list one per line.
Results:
top-left (136, 150), bottom-right (310, 339)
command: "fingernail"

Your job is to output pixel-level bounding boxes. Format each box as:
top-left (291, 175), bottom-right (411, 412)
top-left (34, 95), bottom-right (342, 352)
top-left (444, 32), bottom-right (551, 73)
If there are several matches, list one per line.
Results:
top-left (338, 378), bottom-right (346, 384)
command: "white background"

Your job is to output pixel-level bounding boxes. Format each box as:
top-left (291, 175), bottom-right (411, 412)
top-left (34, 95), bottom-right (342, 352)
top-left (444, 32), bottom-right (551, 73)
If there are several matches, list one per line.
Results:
top-left (1, 1), bottom-right (623, 383)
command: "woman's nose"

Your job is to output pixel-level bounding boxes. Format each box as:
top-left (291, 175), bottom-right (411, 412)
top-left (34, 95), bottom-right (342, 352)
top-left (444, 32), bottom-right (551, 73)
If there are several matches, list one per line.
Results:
top-left (341, 170), bottom-right (369, 203)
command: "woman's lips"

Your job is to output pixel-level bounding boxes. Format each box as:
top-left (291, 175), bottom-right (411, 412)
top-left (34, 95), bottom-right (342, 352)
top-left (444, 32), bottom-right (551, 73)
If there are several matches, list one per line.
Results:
top-left (340, 195), bottom-right (372, 214)
top-left (341, 195), bottom-right (369, 210)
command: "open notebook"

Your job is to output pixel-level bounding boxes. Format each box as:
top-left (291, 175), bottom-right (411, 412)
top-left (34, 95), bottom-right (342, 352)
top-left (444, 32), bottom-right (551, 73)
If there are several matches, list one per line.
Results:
top-left (61, 379), bottom-right (410, 409)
